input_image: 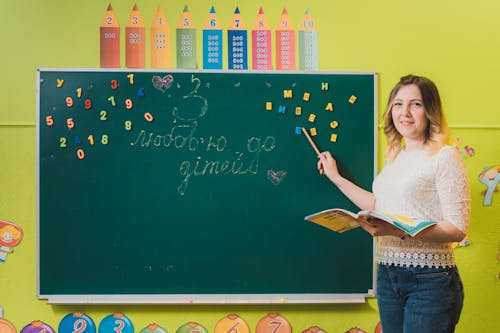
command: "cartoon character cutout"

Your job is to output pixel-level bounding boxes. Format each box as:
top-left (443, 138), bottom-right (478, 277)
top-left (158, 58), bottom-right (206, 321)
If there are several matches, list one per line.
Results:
top-left (0, 220), bottom-right (23, 263)
top-left (478, 165), bottom-right (500, 206)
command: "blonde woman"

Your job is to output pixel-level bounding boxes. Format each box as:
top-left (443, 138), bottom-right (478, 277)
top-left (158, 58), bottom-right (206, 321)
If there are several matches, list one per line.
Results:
top-left (317, 75), bottom-right (470, 333)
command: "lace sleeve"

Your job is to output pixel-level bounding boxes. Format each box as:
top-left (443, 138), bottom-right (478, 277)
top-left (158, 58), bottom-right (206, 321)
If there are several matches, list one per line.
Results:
top-left (434, 147), bottom-right (471, 233)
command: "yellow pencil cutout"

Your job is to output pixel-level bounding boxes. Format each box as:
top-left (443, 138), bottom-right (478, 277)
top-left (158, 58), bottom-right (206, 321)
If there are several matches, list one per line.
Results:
top-left (150, 5), bottom-right (171, 68)
top-left (301, 127), bottom-right (321, 156)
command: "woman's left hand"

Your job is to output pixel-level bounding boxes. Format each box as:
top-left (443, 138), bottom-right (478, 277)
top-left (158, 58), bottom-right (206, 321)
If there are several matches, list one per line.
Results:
top-left (358, 216), bottom-right (405, 238)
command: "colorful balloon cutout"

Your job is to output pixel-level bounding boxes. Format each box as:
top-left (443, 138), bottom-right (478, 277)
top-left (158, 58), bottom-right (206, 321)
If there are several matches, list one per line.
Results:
top-left (0, 318), bottom-right (17, 333)
top-left (255, 313), bottom-right (291, 333)
top-left (215, 314), bottom-right (250, 333)
top-left (301, 327), bottom-right (326, 333)
top-left (20, 321), bottom-right (55, 333)
top-left (139, 324), bottom-right (168, 333)
top-left (176, 322), bottom-right (208, 333)
top-left (59, 312), bottom-right (96, 333)
top-left (98, 313), bottom-right (134, 333)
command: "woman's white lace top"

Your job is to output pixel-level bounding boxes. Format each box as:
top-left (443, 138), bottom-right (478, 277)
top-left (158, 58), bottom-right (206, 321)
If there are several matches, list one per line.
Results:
top-left (372, 146), bottom-right (470, 268)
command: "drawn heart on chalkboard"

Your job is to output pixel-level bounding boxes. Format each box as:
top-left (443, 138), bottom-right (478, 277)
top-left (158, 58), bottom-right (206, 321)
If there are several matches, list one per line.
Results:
top-left (152, 75), bottom-right (174, 93)
top-left (267, 170), bottom-right (287, 186)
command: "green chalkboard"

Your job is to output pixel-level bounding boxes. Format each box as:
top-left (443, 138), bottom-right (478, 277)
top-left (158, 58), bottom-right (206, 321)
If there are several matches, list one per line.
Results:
top-left (37, 69), bottom-right (377, 303)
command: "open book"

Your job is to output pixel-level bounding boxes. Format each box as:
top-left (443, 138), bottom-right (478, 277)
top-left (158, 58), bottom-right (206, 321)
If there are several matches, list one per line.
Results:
top-left (304, 208), bottom-right (437, 237)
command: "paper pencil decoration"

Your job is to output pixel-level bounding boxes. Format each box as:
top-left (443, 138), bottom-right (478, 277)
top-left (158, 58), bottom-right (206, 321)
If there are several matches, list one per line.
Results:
top-left (150, 5), bottom-right (171, 68)
top-left (203, 6), bottom-right (223, 69)
top-left (227, 6), bottom-right (248, 70)
top-left (99, 4), bottom-right (120, 68)
top-left (275, 8), bottom-right (296, 70)
top-left (299, 9), bottom-right (318, 70)
top-left (125, 4), bottom-right (145, 68)
top-left (251, 7), bottom-right (272, 70)
top-left (176, 5), bottom-right (197, 69)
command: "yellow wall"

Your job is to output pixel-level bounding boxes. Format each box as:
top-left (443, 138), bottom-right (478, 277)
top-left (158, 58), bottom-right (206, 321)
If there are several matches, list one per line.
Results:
top-left (1, 0), bottom-right (499, 332)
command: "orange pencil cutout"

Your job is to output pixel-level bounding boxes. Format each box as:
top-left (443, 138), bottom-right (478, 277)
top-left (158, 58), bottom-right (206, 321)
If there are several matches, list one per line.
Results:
top-left (99, 4), bottom-right (120, 68)
top-left (275, 8), bottom-right (296, 70)
top-left (150, 5), bottom-right (171, 68)
top-left (126, 4), bottom-right (145, 68)
top-left (301, 127), bottom-right (321, 156)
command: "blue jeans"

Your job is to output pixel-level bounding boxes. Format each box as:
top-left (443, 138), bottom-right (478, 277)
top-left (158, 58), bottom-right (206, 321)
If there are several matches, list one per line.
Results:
top-left (377, 264), bottom-right (464, 333)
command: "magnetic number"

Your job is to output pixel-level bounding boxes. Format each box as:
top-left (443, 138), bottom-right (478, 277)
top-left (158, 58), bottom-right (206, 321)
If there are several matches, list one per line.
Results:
top-left (101, 135), bottom-right (109, 145)
top-left (111, 80), bottom-right (119, 90)
top-left (76, 87), bottom-right (82, 98)
top-left (144, 112), bottom-right (154, 122)
top-left (87, 135), bottom-right (95, 145)
top-left (45, 115), bottom-right (54, 126)
top-left (100, 110), bottom-right (107, 120)
top-left (125, 99), bottom-right (133, 109)
top-left (125, 120), bottom-right (132, 131)
top-left (59, 137), bottom-right (67, 148)
top-left (127, 74), bottom-right (135, 84)
top-left (108, 96), bottom-right (116, 106)
top-left (72, 319), bottom-right (87, 333)
top-left (76, 149), bottom-right (85, 160)
top-left (66, 97), bottom-right (74, 107)
top-left (84, 99), bottom-right (92, 109)
top-left (67, 118), bottom-right (75, 129)
top-left (75, 136), bottom-right (82, 145)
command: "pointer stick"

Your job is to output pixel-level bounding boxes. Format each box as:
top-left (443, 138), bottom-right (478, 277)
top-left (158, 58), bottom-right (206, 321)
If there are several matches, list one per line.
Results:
top-left (301, 127), bottom-right (321, 156)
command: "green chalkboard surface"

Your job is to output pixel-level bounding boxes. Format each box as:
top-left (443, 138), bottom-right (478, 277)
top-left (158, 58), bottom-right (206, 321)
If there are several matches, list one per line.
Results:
top-left (37, 69), bottom-right (377, 303)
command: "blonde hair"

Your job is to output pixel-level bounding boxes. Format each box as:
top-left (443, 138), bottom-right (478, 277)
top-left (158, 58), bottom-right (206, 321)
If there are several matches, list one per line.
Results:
top-left (383, 74), bottom-right (450, 161)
